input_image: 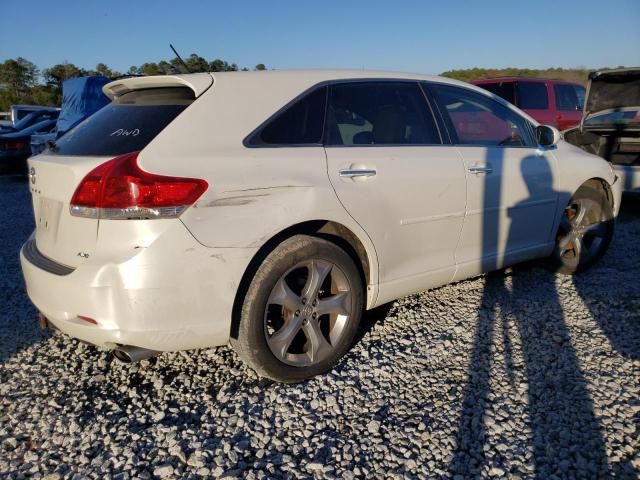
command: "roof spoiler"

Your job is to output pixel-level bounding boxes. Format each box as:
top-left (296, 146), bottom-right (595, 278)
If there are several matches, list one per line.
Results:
top-left (102, 73), bottom-right (213, 100)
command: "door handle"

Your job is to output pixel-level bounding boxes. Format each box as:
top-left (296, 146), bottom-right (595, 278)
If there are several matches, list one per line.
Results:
top-left (338, 169), bottom-right (377, 178)
top-left (467, 166), bottom-right (493, 175)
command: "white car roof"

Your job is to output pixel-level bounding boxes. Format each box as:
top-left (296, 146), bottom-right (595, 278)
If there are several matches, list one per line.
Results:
top-left (104, 69), bottom-right (475, 100)
top-left (107, 70), bottom-right (540, 152)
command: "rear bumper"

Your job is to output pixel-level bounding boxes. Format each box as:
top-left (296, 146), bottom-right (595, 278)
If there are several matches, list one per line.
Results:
top-left (20, 226), bottom-right (257, 351)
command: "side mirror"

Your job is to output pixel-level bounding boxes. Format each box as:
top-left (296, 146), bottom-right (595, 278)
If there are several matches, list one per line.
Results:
top-left (536, 125), bottom-right (561, 147)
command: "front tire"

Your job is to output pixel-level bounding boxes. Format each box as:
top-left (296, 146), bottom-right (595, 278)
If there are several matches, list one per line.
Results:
top-left (231, 235), bottom-right (364, 383)
top-left (550, 183), bottom-right (614, 274)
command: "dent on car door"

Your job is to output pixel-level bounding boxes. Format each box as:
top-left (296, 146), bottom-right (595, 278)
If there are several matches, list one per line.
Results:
top-left (426, 83), bottom-right (559, 280)
top-left (323, 81), bottom-right (467, 300)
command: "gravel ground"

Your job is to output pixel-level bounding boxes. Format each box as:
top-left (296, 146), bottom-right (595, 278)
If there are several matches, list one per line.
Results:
top-left (0, 175), bottom-right (638, 479)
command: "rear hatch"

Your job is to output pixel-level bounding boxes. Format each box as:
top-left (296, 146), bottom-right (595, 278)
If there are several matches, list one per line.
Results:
top-left (584, 68), bottom-right (640, 121)
top-left (28, 74), bottom-right (213, 269)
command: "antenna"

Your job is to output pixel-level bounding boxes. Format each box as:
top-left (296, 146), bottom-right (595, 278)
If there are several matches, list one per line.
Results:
top-left (169, 44), bottom-right (192, 74)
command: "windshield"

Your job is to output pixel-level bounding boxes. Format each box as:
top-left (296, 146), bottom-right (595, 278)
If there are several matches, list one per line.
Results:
top-left (585, 109), bottom-right (640, 127)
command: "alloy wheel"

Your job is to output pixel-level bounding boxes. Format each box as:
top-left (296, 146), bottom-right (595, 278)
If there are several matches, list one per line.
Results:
top-left (264, 259), bottom-right (352, 367)
top-left (556, 197), bottom-right (609, 267)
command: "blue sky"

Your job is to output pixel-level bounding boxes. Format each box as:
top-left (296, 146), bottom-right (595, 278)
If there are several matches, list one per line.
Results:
top-left (3, 0), bottom-right (639, 75)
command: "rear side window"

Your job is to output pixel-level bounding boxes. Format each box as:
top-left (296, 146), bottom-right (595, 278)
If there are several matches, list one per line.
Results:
top-left (575, 85), bottom-right (586, 110)
top-left (516, 82), bottom-right (548, 109)
top-left (326, 82), bottom-right (441, 146)
top-left (554, 84), bottom-right (584, 110)
top-left (430, 83), bottom-right (534, 147)
top-left (478, 82), bottom-right (516, 105)
top-left (247, 86), bottom-right (327, 146)
top-left (50, 87), bottom-right (194, 156)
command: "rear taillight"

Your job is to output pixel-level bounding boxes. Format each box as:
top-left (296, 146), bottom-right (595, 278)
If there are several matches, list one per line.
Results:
top-left (69, 152), bottom-right (208, 219)
top-left (3, 141), bottom-right (26, 151)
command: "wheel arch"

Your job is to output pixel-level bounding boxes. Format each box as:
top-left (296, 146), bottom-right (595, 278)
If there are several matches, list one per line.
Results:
top-left (229, 220), bottom-right (377, 340)
top-left (576, 177), bottom-right (616, 213)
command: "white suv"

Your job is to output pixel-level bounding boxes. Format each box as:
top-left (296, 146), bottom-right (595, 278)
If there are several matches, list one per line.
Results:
top-left (21, 70), bottom-right (621, 382)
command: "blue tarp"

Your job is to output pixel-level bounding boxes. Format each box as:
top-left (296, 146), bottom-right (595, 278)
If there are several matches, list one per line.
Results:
top-left (56, 76), bottom-right (110, 137)
top-left (30, 76), bottom-right (111, 155)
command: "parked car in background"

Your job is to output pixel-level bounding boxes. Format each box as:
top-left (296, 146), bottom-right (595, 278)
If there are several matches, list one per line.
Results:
top-left (0, 105), bottom-right (60, 129)
top-left (0, 109), bottom-right (60, 134)
top-left (31, 76), bottom-right (110, 155)
top-left (473, 77), bottom-right (585, 130)
top-left (0, 111), bottom-right (11, 128)
top-left (0, 112), bottom-right (58, 172)
top-left (21, 70), bottom-right (620, 382)
top-left (564, 68), bottom-right (640, 194)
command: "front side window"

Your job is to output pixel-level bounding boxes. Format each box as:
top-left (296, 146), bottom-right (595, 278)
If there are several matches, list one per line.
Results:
top-left (477, 82), bottom-right (516, 105)
top-left (325, 82), bottom-right (441, 146)
top-left (516, 81), bottom-right (549, 109)
top-left (247, 86), bottom-right (327, 146)
top-left (554, 84), bottom-right (583, 111)
top-left (429, 83), bottom-right (535, 147)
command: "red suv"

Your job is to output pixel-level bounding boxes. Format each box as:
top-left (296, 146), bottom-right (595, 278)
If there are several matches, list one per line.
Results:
top-left (472, 77), bottom-right (586, 130)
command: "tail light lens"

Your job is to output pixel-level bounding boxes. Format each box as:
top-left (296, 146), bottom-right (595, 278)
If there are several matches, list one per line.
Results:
top-left (69, 152), bottom-right (208, 219)
top-left (3, 141), bottom-right (26, 151)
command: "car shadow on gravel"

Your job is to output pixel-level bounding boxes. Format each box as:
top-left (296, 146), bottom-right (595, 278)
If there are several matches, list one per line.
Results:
top-left (448, 154), bottom-right (615, 478)
top-left (571, 195), bottom-right (640, 362)
top-left (354, 303), bottom-right (394, 345)
top-left (619, 192), bottom-right (640, 218)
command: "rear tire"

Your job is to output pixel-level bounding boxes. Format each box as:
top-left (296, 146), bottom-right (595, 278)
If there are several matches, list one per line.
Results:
top-left (549, 183), bottom-right (614, 275)
top-left (231, 235), bottom-right (364, 383)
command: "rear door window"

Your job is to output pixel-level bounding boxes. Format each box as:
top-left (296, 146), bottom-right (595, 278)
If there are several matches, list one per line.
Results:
top-left (554, 84), bottom-right (583, 110)
top-left (516, 82), bottom-right (548, 109)
top-left (477, 82), bottom-right (516, 105)
top-left (325, 81), bottom-right (441, 146)
top-left (50, 87), bottom-right (195, 156)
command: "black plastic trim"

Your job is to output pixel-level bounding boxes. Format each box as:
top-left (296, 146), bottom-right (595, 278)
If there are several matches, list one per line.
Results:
top-left (22, 236), bottom-right (75, 276)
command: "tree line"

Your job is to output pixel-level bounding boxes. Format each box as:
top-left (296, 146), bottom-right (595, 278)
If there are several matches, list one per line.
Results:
top-left (0, 55), bottom-right (267, 111)
top-left (2, 57), bottom-right (617, 112)
top-left (440, 66), bottom-right (624, 85)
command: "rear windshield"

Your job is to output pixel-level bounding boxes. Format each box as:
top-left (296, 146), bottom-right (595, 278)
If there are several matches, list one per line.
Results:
top-left (50, 87), bottom-right (194, 156)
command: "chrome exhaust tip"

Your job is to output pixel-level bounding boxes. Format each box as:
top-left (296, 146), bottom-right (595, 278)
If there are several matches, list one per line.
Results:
top-left (112, 346), bottom-right (159, 363)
